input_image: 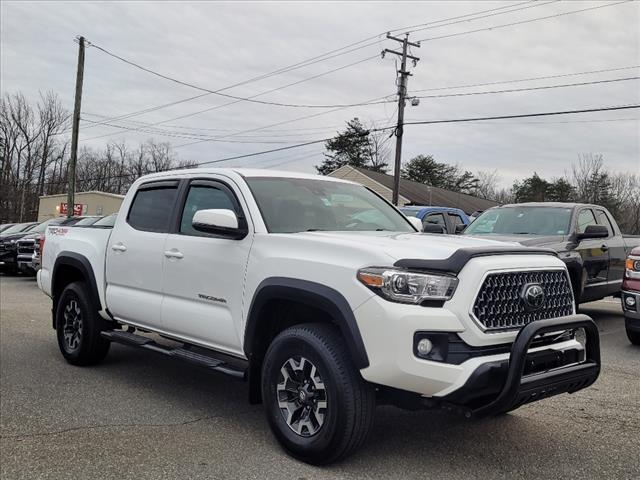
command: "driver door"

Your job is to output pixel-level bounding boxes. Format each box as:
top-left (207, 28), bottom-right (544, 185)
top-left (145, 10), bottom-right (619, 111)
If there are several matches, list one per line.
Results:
top-left (160, 178), bottom-right (253, 356)
top-left (575, 208), bottom-right (609, 299)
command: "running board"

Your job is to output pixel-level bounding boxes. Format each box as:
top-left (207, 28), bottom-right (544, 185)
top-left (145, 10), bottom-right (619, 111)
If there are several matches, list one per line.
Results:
top-left (101, 330), bottom-right (246, 380)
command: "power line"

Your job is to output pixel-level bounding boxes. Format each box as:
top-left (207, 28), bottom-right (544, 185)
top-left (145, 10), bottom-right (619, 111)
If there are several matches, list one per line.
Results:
top-left (409, 65), bottom-right (640, 93)
top-left (79, 1), bottom-right (560, 129)
top-left (88, 42), bottom-right (388, 109)
top-left (412, 76), bottom-right (640, 100)
top-left (400, 104), bottom-right (640, 127)
top-left (415, 0), bottom-right (631, 43)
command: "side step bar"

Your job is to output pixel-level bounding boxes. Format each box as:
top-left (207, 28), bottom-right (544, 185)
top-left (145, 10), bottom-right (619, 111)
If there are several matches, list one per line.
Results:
top-left (101, 330), bottom-right (246, 380)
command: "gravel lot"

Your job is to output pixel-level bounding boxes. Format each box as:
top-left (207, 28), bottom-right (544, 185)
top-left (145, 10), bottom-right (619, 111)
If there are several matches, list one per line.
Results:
top-left (1, 274), bottom-right (638, 479)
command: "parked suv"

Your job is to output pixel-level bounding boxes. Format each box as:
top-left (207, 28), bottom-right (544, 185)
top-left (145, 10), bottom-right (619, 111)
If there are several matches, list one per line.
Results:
top-left (621, 247), bottom-right (640, 345)
top-left (39, 169), bottom-right (601, 464)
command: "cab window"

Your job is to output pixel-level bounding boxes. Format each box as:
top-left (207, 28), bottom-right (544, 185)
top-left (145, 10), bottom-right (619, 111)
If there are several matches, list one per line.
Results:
top-left (180, 184), bottom-right (236, 235)
top-left (127, 185), bottom-right (178, 233)
top-left (424, 213), bottom-right (446, 226)
top-left (576, 209), bottom-right (598, 234)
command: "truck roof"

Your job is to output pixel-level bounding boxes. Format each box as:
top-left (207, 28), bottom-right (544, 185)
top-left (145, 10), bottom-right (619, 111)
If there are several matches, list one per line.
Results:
top-left (137, 168), bottom-right (357, 184)
top-left (496, 202), bottom-right (605, 209)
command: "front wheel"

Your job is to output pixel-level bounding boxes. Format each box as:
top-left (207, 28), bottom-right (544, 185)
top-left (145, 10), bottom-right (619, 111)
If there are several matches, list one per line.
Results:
top-left (261, 323), bottom-right (375, 465)
top-left (55, 281), bottom-right (111, 365)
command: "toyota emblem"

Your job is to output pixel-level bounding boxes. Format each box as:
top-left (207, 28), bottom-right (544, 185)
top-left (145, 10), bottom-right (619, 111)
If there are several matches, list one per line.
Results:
top-left (521, 283), bottom-right (545, 311)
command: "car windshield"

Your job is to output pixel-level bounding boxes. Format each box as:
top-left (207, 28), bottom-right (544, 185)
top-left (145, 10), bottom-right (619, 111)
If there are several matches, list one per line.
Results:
top-left (30, 218), bottom-right (66, 233)
top-left (1, 223), bottom-right (34, 235)
top-left (399, 208), bottom-right (420, 218)
top-left (464, 207), bottom-right (572, 236)
top-left (92, 214), bottom-right (117, 227)
top-left (73, 216), bottom-right (103, 226)
top-left (245, 177), bottom-right (414, 234)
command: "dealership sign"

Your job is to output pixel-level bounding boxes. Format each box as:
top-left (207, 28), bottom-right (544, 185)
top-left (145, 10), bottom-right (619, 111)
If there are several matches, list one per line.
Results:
top-left (59, 203), bottom-right (86, 216)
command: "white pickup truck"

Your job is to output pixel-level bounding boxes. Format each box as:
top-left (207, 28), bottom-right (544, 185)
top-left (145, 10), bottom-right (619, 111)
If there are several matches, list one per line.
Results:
top-left (38, 168), bottom-right (601, 464)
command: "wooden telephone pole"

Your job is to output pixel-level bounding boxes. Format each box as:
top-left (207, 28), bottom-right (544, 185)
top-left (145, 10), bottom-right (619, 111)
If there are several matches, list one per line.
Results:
top-left (384, 33), bottom-right (420, 206)
top-left (67, 36), bottom-right (85, 218)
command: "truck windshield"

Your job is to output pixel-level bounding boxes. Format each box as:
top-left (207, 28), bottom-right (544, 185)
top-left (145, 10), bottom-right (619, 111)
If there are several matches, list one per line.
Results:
top-left (464, 207), bottom-right (572, 236)
top-left (1, 223), bottom-right (33, 235)
top-left (246, 177), bottom-right (415, 234)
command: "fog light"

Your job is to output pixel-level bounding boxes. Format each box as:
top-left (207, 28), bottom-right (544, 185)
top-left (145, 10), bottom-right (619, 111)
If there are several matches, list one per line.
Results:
top-left (416, 338), bottom-right (433, 355)
top-left (574, 328), bottom-right (587, 349)
top-left (625, 295), bottom-right (636, 307)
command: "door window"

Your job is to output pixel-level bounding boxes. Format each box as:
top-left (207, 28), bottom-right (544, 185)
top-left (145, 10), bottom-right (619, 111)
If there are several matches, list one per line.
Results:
top-left (127, 186), bottom-right (178, 233)
top-left (448, 214), bottom-right (464, 226)
top-left (180, 184), bottom-right (237, 235)
top-left (424, 213), bottom-right (446, 226)
top-left (576, 209), bottom-right (597, 234)
top-left (595, 210), bottom-right (614, 235)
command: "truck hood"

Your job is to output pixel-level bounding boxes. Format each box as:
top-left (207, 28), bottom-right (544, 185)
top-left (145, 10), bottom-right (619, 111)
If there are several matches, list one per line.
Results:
top-left (463, 234), bottom-right (570, 251)
top-left (0, 232), bottom-right (33, 243)
top-left (296, 231), bottom-right (517, 261)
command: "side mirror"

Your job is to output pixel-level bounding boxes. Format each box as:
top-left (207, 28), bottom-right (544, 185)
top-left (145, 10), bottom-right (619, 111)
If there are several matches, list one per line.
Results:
top-left (423, 223), bottom-right (446, 234)
top-left (192, 209), bottom-right (247, 239)
top-left (407, 217), bottom-right (423, 231)
top-left (454, 224), bottom-right (466, 234)
top-left (576, 224), bottom-right (608, 240)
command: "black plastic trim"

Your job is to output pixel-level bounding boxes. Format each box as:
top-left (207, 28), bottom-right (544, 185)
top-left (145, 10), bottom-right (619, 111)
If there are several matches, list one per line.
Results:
top-left (52, 252), bottom-right (103, 328)
top-left (453, 314), bottom-right (600, 417)
top-left (394, 246), bottom-right (559, 274)
top-left (244, 277), bottom-right (369, 369)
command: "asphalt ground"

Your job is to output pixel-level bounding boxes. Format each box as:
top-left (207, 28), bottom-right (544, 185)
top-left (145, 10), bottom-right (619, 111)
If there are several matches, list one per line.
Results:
top-left (1, 274), bottom-right (638, 479)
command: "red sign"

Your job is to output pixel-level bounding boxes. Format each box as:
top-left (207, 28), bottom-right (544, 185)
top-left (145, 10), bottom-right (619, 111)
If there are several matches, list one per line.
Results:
top-left (59, 203), bottom-right (84, 216)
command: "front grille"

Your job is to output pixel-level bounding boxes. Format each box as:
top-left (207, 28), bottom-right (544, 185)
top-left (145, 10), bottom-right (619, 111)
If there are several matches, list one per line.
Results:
top-left (472, 270), bottom-right (574, 331)
top-left (17, 241), bottom-right (35, 255)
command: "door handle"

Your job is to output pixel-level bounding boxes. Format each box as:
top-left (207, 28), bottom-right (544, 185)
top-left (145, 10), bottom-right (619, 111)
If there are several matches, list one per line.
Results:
top-left (111, 243), bottom-right (127, 252)
top-left (164, 249), bottom-right (184, 259)
top-left (601, 244), bottom-right (608, 252)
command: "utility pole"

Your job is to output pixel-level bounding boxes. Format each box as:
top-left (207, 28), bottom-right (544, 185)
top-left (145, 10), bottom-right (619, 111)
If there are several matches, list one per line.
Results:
top-left (384, 33), bottom-right (420, 205)
top-left (67, 36), bottom-right (85, 218)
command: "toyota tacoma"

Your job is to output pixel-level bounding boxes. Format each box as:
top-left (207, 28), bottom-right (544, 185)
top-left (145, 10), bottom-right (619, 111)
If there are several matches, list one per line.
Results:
top-left (38, 169), bottom-right (601, 464)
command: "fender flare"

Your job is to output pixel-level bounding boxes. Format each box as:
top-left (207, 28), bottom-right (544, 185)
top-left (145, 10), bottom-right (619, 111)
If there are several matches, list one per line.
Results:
top-left (51, 251), bottom-right (102, 327)
top-left (244, 277), bottom-right (370, 369)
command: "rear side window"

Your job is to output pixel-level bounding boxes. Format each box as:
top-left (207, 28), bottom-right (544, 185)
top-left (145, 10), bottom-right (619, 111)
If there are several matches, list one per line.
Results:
top-left (180, 185), bottom-right (236, 235)
top-left (448, 213), bottom-right (464, 226)
top-left (128, 186), bottom-right (178, 233)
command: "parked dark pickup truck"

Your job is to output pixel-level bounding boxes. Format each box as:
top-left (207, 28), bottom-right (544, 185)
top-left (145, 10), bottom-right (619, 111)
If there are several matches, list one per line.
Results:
top-left (463, 202), bottom-right (640, 304)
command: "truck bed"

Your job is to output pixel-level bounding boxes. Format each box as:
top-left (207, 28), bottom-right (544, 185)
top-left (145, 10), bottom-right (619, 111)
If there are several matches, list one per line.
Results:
top-left (39, 225), bottom-right (113, 315)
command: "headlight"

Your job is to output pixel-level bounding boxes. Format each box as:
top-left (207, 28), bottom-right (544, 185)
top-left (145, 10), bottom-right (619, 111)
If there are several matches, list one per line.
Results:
top-left (357, 267), bottom-right (458, 304)
top-left (626, 257), bottom-right (640, 279)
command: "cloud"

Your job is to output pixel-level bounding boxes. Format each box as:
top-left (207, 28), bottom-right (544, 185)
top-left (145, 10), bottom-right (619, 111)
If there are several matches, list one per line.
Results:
top-left (1, 0), bottom-right (638, 185)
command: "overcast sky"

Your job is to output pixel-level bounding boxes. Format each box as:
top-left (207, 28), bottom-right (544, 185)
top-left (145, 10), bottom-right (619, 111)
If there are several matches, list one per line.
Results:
top-left (2, 1), bottom-right (639, 187)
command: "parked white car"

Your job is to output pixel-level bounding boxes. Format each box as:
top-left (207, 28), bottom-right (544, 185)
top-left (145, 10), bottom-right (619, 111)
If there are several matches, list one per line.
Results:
top-left (38, 168), bottom-right (600, 464)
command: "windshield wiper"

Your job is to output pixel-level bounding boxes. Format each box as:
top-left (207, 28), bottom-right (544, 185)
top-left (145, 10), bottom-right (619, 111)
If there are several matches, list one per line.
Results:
top-left (306, 228), bottom-right (324, 232)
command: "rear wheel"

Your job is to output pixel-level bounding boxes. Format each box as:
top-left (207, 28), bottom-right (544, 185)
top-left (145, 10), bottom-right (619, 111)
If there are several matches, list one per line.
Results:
top-left (261, 323), bottom-right (375, 465)
top-left (55, 281), bottom-right (111, 365)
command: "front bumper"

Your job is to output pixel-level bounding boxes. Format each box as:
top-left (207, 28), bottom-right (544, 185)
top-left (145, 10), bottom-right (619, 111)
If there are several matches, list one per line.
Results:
top-left (442, 315), bottom-right (600, 417)
top-left (621, 290), bottom-right (640, 324)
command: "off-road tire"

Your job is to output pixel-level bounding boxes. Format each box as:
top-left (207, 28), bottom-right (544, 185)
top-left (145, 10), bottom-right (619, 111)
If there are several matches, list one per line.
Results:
top-left (261, 323), bottom-right (375, 465)
top-left (55, 281), bottom-right (111, 365)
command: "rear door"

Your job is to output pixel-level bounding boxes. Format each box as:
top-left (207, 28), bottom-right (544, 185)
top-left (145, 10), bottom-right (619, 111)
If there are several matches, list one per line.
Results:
top-left (161, 177), bottom-right (253, 355)
top-left (595, 208), bottom-right (625, 287)
top-left (105, 180), bottom-right (179, 329)
top-left (575, 207), bottom-right (610, 299)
